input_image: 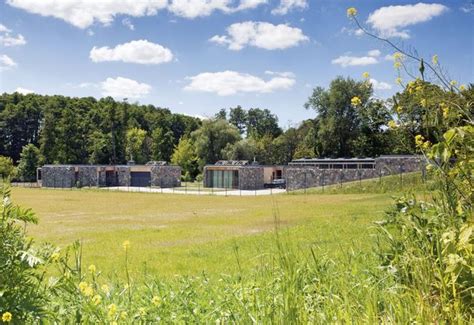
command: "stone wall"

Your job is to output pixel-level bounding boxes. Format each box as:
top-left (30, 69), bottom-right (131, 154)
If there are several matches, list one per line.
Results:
top-left (77, 166), bottom-right (98, 187)
top-left (150, 166), bottom-right (181, 188)
top-left (116, 166), bottom-right (131, 186)
top-left (285, 156), bottom-right (424, 191)
top-left (41, 166), bottom-right (75, 188)
top-left (239, 166), bottom-right (264, 190)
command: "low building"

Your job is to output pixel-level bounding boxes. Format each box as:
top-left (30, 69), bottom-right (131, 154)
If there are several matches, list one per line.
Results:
top-left (285, 155), bottom-right (424, 190)
top-left (38, 162), bottom-right (181, 188)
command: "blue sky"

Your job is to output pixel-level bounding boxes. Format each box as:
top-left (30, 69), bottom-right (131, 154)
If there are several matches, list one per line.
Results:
top-left (0, 0), bottom-right (473, 126)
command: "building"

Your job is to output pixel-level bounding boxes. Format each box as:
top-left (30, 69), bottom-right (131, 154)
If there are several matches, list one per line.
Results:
top-left (285, 155), bottom-right (424, 190)
top-left (38, 161), bottom-right (181, 188)
top-left (203, 160), bottom-right (285, 190)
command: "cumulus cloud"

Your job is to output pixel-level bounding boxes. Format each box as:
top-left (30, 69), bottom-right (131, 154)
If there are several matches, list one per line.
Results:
top-left (331, 50), bottom-right (381, 67)
top-left (0, 54), bottom-right (17, 70)
top-left (184, 70), bottom-right (295, 96)
top-left (264, 70), bottom-right (295, 78)
top-left (90, 40), bottom-right (173, 64)
top-left (0, 23), bottom-right (26, 47)
top-left (370, 78), bottom-right (392, 90)
top-left (210, 21), bottom-right (308, 50)
top-left (15, 87), bottom-right (34, 94)
top-left (6, 0), bottom-right (267, 28)
top-left (101, 77), bottom-right (151, 99)
top-left (367, 3), bottom-right (448, 39)
top-left (271, 0), bottom-right (308, 15)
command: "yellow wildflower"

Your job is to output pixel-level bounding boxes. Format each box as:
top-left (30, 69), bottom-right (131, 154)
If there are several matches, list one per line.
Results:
top-left (415, 135), bottom-right (425, 147)
top-left (139, 307), bottom-right (146, 316)
top-left (387, 120), bottom-right (398, 129)
top-left (362, 72), bottom-right (370, 79)
top-left (346, 7), bottom-right (357, 17)
top-left (395, 77), bottom-right (402, 85)
top-left (393, 61), bottom-right (401, 69)
top-left (79, 282), bottom-right (88, 292)
top-left (432, 54), bottom-right (438, 65)
top-left (459, 84), bottom-right (466, 91)
top-left (122, 240), bottom-right (130, 251)
top-left (92, 294), bottom-right (102, 306)
top-left (442, 106), bottom-right (449, 119)
top-left (422, 140), bottom-right (431, 150)
top-left (351, 96), bottom-right (362, 107)
top-left (415, 85), bottom-right (423, 92)
top-left (393, 52), bottom-right (403, 60)
top-left (111, 322), bottom-right (118, 325)
top-left (2, 312), bottom-right (12, 322)
top-left (51, 252), bottom-right (60, 263)
top-left (396, 105), bottom-right (403, 114)
top-left (120, 311), bottom-right (128, 320)
top-left (83, 286), bottom-right (94, 297)
top-left (101, 284), bottom-right (110, 294)
top-left (420, 99), bottom-right (427, 108)
top-left (108, 304), bottom-right (117, 317)
top-left (450, 80), bottom-right (457, 86)
top-left (88, 264), bottom-right (96, 274)
top-left (151, 296), bottom-right (161, 306)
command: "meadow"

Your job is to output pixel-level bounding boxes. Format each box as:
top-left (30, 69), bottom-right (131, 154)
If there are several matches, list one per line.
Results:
top-left (13, 183), bottom-right (396, 279)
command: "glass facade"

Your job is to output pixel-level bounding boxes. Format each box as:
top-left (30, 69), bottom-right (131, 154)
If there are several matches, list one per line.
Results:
top-left (208, 169), bottom-right (239, 188)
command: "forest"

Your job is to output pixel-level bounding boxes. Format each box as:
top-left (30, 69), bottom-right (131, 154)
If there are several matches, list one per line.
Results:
top-left (1, 76), bottom-right (472, 181)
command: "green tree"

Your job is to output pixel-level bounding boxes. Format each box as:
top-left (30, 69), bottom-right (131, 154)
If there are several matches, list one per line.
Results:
top-left (151, 127), bottom-right (175, 162)
top-left (228, 106), bottom-right (248, 135)
top-left (171, 137), bottom-right (199, 179)
top-left (247, 108), bottom-right (282, 139)
top-left (305, 77), bottom-right (373, 157)
top-left (192, 119), bottom-right (241, 168)
top-left (0, 156), bottom-right (15, 180)
top-left (17, 144), bottom-right (43, 182)
top-left (125, 128), bottom-right (147, 163)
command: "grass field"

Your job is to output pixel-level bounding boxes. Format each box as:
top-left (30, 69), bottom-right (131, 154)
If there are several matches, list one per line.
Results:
top-left (12, 185), bottom-right (396, 279)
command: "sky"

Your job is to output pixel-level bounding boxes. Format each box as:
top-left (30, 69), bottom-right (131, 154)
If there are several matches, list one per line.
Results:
top-left (0, 0), bottom-right (473, 126)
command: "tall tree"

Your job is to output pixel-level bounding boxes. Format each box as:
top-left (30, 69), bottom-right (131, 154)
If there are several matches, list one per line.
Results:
top-left (228, 106), bottom-right (248, 135)
top-left (247, 108), bottom-right (282, 139)
top-left (305, 77), bottom-right (373, 157)
top-left (171, 137), bottom-right (199, 179)
top-left (151, 127), bottom-right (175, 162)
top-left (17, 144), bottom-right (43, 182)
top-left (192, 119), bottom-right (241, 168)
top-left (125, 128), bottom-right (147, 163)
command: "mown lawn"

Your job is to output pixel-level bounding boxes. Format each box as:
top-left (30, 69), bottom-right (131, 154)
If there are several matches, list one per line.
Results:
top-left (12, 186), bottom-right (395, 279)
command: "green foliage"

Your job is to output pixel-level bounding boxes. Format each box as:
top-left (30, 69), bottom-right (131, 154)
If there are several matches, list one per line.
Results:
top-left (125, 128), bottom-right (147, 163)
top-left (171, 137), bottom-right (199, 179)
top-left (0, 156), bottom-right (15, 180)
top-left (191, 119), bottom-right (241, 168)
top-left (17, 144), bottom-right (43, 182)
top-left (0, 184), bottom-right (53, 322)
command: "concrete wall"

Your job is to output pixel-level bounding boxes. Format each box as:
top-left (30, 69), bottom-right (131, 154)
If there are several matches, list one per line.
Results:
top-left (285, 155), bottom-right (424, 191)
top-left (150, 165), bottom-right (181, 188)
top-left (239, 166), bottom-right (264, 190)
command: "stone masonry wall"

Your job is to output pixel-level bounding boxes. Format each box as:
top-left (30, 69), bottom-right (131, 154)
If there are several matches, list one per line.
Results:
top-left (285, 156), bottom-right (424, 191)
top-left (116, 166), bottom-right (131, 186)
top-left (150, 166), bottom-right (181, 188)
top-left (41, 166), bottom-right (75, 188)
top-left (77, 166), bottom-right (98, 187)
top-left (239, 166), bottom-right (264, 190)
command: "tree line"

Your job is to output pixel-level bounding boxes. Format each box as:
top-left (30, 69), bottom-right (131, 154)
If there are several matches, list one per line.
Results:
top-left (1, 76), bottom-right (472, 181)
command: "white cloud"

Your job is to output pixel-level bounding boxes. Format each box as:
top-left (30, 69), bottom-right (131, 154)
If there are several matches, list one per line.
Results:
top-left (0, 23), bottom-right (26, 47)
top-left (271, 0), bottom-right (308, 15)
top-left (101, 77), bottom-right (151, 99)
top-left (332, 55), bottom-right (378, 67)
top-left (6, 0), bottom-right (168, 29)
top-left (184, 70), bottom-right (295, 96)
top-left (264, 70), bottom-right (295, 78)
top-left (384, 54), bottom-right (394, 61)
top-left (210, 21), bottom-right (308, 50)
top-left (0, 54), bottom-right (17, 70)
top-left (122, 18), bottom-right (135, 30)
top-left (6, 0), bottom-right (268, 28)
top-left (15, 87), bottom-right (34, 94)
top-left (367, 3), bottom-right (448, 39)
top-left (367, 49), bottom-right (381, 57)
top-left (370, 78), bottom-right (392, 90)
top-left (90, 40), bottom-right (173, 64)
